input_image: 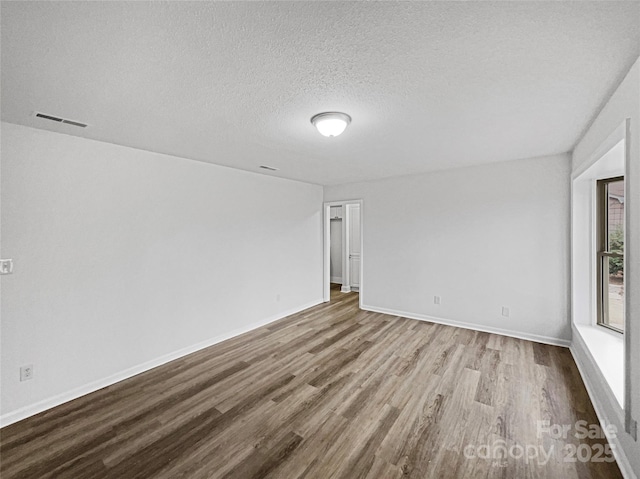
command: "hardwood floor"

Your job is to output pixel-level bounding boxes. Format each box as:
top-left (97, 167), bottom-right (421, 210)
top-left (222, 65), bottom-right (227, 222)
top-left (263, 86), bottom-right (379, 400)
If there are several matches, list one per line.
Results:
top-left (1, 285), bottom-right (621, 478)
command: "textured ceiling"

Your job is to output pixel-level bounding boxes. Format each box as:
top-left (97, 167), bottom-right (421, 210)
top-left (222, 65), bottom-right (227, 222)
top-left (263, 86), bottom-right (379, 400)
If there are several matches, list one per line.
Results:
top-left (2, 1), bottom-right (639, 185)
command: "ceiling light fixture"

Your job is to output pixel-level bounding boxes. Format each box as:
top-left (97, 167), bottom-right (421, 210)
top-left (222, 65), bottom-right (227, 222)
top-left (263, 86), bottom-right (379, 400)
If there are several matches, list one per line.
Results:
top-left (310, 112), bottom-right (351, 137)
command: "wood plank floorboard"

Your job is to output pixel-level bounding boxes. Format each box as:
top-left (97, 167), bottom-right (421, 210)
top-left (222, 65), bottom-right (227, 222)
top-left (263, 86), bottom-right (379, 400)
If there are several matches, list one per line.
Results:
top-left (1, 284), bottom-right (622, 478)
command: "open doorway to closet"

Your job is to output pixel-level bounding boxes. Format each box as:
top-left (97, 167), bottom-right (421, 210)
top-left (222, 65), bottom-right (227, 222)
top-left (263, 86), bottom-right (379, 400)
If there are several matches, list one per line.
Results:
top-left (323, 200), bottom-right (363, 306)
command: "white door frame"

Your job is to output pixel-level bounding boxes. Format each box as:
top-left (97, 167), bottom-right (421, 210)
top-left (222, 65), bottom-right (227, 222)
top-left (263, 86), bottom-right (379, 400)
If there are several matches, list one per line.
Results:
top-left (323, 199), bottom-right (363, 307)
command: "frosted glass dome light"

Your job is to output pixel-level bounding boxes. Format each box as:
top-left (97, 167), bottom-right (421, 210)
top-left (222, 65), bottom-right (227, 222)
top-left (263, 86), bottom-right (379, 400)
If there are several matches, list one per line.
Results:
top-left (310, 112), bottom-right (351, 137)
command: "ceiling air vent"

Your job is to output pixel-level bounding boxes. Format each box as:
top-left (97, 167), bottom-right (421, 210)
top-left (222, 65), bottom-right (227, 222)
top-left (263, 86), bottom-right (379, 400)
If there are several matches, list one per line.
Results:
top-left (259, 165), bottom-right (278, 171)
top-left (35, 112), bottom-right (88, 128)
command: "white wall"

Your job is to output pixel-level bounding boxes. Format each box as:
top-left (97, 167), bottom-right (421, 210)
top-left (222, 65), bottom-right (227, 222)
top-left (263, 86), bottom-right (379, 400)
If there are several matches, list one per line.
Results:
top-left (325, 154), bottom-right (571, 345)
top-left (571, 57), bottom-right (640, 479)
top-left (0, 122), bottom-right (324, 425)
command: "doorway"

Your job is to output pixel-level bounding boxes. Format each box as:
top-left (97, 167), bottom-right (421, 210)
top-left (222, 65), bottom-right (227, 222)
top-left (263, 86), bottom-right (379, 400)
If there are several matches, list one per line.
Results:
top-left (323, 200), bottom-right (363, 305)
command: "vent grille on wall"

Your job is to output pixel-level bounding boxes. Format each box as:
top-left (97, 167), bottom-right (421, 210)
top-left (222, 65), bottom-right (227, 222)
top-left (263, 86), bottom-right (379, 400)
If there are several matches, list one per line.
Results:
top-left (35, 112), bottom-right (88, 128)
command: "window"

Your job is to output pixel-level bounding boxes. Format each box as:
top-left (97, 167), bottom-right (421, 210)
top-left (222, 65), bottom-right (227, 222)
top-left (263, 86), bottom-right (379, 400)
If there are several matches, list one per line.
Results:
top-left (597, 177), bottom-right (624, 333)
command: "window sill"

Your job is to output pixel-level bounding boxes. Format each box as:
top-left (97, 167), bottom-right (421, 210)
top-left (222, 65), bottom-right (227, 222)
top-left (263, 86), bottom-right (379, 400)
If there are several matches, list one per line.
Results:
top-left (574, 324), bottom-right (624, 408)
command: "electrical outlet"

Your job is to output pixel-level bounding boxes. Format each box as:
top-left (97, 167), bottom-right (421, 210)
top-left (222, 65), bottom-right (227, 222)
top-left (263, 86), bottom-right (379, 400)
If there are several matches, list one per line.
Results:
top-left (0, 259), bottom-right (13, 275)
top-left (502, 306), bottom-right (510, 317)
top-left (20, 365), bottom-right (33, 382)
top-left (434, 295), bottom-right (441, 305)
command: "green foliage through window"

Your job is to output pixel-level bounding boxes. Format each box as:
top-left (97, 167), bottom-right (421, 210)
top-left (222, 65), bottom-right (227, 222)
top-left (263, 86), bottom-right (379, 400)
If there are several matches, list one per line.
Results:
top-left (609, 227), bottom-right (623, 275)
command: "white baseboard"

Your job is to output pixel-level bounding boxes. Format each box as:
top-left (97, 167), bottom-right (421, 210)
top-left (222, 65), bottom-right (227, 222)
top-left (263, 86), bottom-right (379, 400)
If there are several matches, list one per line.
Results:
top-left (361, 304), bottom-right (571, 347)
top-left (330, 276), bottom-right (342, 284)
top-left (570, 329), bottom-right (636, 479)
top-left (0, 299), bottom-right (323, 428)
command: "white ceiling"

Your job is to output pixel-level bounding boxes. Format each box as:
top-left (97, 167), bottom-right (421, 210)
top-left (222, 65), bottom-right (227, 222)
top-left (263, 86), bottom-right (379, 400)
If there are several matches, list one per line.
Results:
top-left (2, 2), bottom-right (639, 186)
